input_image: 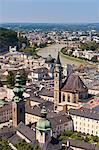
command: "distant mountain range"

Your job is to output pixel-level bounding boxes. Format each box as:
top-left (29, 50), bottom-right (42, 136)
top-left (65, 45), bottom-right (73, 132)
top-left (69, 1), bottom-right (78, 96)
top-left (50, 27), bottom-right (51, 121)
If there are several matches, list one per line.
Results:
top-left (0, 23), bottom-right (99, 31)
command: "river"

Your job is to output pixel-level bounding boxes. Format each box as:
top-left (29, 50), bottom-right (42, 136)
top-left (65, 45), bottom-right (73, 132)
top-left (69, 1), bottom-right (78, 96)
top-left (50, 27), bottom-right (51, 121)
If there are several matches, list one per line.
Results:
top-left (38, 44), bottom-right (83, 67)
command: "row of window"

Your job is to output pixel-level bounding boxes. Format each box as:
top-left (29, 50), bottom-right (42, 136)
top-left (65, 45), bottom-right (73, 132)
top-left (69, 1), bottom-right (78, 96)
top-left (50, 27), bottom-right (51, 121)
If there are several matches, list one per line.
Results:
top-left (0, 110), bottom-right (12, 116)
top-left (63, 94), bottom-right (76, 103)
top-left (75, 121), bottom-right (98, 129)
top-left (75, 126), bottom-right (98, 135)
top-left (73, 116), bottom-right (98, 123)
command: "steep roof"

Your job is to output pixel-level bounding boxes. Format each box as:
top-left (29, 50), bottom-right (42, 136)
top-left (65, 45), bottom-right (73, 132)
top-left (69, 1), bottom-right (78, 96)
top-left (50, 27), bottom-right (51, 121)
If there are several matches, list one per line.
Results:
top-left (56, 52), bottom-right (61, 65)
top-left (49, 114), bottom-right (72, 129)
top-left (17, 122), bottom-right (36, 143)
top-left (9, 134), bottom-right (21, 145)
top-left (61, 74), bottom-right (88, 93)
top-left (63, 139), bottom-right (99, 150)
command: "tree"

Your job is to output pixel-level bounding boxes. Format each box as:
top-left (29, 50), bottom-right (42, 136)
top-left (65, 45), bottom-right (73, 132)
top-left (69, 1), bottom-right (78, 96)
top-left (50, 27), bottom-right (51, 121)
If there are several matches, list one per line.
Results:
top-left (15, 139), bottom-right (40, 150)
top-left (91, 56), bottom-right (98, 62)
top-left (18, 35), bottom-right (29, 49)
top-left (6, 71), bottom-right (15, 88)
top-left (0, 139), bottom-right (12, 150)
top-left (20, 47), bottom-right (37, 57)
top-left (0, 28), bottom-right (18, 52)
top-left (80, 41), bottom-right (99, 51)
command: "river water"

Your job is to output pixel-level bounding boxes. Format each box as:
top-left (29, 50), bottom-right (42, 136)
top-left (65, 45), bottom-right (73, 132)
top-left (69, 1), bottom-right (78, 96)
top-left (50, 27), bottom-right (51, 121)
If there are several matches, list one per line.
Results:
top-left (38, 44), bottom-right (82, 67)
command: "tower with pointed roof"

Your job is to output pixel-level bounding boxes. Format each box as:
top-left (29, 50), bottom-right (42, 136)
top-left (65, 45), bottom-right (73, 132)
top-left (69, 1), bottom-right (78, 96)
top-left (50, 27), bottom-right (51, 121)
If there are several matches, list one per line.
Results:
top-left (12, 72), bottom-right (25, 127)
top-left (54, 52), bottom-right (62, 108)
top-left (36, 106), bottom-right (51, 150)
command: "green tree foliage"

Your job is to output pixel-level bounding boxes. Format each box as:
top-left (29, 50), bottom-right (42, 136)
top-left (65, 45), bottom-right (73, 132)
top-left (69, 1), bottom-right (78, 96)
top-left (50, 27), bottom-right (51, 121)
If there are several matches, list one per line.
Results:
top-left (18, 36), bottom-right (29, 49)
top-left (0, 28), bottom-right (30, 52)
top-left (80, 41), bottom-right (99, 51)
top-left (59, 130), bottom-right (99, 144)
top-left (0, 28), bottom-right (18, 52)
top-left (0, 139), bottom-right (12, 150)
top-left (15, 139), bottom-right (40, 150)
top-left (20, 47), bottom-right (37, 57)
top-left (6, 71), bottom-right (15, 88)
top-left (91, 56), bottom-right (98, 62)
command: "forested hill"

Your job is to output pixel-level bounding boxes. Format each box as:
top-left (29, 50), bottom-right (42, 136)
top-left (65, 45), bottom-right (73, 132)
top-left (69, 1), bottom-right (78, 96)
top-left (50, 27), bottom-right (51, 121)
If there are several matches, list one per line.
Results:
top-left (0, 28), bottom-right (29, 53)
top-left (0, 28), bottom-right (18, 53)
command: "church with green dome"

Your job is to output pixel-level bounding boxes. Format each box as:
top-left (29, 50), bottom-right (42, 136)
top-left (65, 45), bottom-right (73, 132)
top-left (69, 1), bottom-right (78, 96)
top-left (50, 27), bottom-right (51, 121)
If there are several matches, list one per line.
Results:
top-left (36, 106), bottom-right (52, 150)
top-left (36, 106), bottom-right (51, 131)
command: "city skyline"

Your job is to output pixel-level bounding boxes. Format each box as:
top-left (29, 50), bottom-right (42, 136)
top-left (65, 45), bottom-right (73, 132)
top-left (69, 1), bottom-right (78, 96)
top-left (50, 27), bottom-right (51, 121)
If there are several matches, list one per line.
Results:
top-left (0, 0), bottom-right (99, 23)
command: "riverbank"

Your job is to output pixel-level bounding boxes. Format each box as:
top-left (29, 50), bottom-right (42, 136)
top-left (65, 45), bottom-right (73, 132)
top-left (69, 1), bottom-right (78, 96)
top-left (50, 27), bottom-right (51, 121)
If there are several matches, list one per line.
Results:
top-left (60, 50), bottom-right (87, 64)
top-left (37, 43), bottom-right (87, 66)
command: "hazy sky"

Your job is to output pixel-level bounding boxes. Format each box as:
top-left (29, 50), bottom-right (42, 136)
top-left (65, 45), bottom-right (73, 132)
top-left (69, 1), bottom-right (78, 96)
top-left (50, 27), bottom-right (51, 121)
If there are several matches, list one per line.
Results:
top-left (0, 0), bottom-right (99, 23)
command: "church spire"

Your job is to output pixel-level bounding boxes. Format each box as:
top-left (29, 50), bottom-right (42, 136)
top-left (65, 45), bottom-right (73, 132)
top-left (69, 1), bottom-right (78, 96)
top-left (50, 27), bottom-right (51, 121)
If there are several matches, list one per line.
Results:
top-left (12, 71), bottom-right (25, 127)
top-left (56, 52), bottom-right (61, 65)
top-left (13, 72), bottom-right (24, 103)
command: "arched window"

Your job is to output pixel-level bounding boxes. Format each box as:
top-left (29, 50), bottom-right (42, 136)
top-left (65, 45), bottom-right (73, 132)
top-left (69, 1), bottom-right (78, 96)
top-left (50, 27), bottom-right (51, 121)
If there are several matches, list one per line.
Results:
top-left (67, 94), bottom-right (70, 102)
top-left (63, 94), bottom-right (65, 102)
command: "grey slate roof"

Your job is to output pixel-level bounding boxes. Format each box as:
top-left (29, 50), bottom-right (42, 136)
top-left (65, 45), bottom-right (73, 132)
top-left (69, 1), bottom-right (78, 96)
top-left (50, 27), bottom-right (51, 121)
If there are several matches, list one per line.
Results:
top-left (33, 67), bottom-right (48, 74)
top-left (0, 127), bottom-right (16, 139)
top-left (26, 105), bottom-right (41, 117)
top-left (17, 122), bottom-right (36, 143)
top-left (26, 101), bottom-right (54, 117)
top-left (63, 139), bottom-right (99, 150)
top-left (39, 88), bottom-right (54, 97)
top-left (29, 95), bottom-right (45, 104)
top-left (69, 107), bottom-right (99, 120)
top-left (49, 114), bottom-right (72, 129)
top-left (9, 134), bottom-right (21, 145)
top-left (62, 74), bottom-right (88, 93)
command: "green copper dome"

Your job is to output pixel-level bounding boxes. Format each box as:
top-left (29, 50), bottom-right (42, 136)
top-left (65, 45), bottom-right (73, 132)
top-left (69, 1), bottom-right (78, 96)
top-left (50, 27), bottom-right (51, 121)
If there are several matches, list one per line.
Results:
top-left (36, 106), bottom-right (51, 131)
top-left (36, 118), bottom-right (51, 131)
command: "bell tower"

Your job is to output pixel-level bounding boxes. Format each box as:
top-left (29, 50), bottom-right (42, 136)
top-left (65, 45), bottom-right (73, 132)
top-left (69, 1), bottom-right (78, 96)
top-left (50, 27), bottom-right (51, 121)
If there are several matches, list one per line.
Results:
top-left (36, 106), bottom-right (51, 150)
top-left (54, 52), bottom-right (62, 108)
top-left (12, 72), bottom-right (25, 127)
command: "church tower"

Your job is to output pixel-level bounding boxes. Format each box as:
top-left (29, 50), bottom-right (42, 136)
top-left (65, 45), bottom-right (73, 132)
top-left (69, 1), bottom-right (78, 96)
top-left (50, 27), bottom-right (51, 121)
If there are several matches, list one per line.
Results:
top-left (54, 52), bottom-right (62, 108)
top-left (12, 72), bottom-right (25, 127)
top-left (36, 106), bottom-right (51, 150)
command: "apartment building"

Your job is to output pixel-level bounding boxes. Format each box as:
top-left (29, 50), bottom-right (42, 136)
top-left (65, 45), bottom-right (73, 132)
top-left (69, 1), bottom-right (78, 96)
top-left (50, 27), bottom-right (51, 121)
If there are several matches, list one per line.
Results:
top-left (69, 108), bottom-right (99, 136)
